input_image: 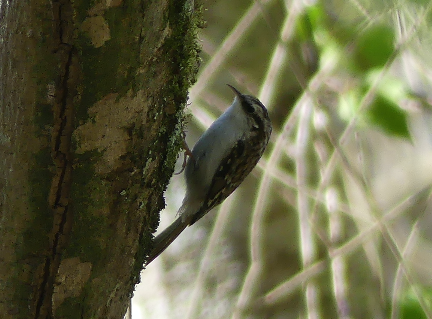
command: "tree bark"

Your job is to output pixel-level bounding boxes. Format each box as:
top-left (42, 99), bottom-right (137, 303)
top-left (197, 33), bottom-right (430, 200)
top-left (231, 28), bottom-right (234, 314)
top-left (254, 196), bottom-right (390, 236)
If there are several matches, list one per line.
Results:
top-left (0, 0), bottom-right (200, 318)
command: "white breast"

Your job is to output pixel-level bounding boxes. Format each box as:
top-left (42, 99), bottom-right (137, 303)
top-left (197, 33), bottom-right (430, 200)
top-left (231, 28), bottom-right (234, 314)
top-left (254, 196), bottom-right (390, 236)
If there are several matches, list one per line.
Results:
top-left (184, 97), bottom-right (248, 201)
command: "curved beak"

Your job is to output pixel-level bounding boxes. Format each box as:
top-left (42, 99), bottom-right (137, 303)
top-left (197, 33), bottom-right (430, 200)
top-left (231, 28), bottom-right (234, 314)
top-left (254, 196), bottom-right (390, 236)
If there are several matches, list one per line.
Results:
top-left (227, 84), bottom-right (243, 97)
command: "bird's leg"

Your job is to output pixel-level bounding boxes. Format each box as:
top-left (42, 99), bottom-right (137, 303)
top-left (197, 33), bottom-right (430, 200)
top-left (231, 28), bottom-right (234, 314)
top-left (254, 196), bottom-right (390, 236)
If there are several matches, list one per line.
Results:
top-left (175, 131), bottom-right (193, 175)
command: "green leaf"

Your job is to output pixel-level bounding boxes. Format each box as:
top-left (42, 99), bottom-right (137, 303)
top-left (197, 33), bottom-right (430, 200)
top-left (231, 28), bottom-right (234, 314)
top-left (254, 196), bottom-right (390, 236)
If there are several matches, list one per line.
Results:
top-left (400, 287), bottom-right (432, 319)
top-left (338, 89), bottom-right (361, 121)
top-left (366, 93), bottom-right (410, 139)
top-left (354, 24), bottom-right (395, 71)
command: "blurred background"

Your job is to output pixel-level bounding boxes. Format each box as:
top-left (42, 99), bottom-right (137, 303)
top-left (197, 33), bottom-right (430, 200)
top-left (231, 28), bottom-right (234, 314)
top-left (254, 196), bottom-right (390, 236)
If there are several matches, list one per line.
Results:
top-left (134, 0), bottom-right (432, 318)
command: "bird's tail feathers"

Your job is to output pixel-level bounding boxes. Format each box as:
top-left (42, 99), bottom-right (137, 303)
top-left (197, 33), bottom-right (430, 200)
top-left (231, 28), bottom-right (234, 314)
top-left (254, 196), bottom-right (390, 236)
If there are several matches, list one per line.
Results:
top-left (145, 216), bottom-right (188, 265)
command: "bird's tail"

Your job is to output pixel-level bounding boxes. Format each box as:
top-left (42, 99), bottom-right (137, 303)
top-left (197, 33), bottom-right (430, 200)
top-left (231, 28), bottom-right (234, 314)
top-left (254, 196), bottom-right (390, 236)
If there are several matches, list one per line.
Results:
top-left (145, 216), bottom-right (188, 265)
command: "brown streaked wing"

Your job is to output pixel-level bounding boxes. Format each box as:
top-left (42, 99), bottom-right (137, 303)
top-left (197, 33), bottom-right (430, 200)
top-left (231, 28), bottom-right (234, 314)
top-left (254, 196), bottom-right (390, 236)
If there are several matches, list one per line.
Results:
top-left (189, 136), bottom-right (262, 225)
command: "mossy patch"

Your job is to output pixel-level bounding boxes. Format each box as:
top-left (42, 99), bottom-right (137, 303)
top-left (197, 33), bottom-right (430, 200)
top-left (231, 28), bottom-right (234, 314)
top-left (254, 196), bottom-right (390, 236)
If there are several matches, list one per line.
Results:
top-left (66, 150), bottom-right (108, 262)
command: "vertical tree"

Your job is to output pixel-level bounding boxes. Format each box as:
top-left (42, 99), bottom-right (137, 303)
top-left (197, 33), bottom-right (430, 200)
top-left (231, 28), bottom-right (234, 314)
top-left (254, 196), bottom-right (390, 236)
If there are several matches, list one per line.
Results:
top-left (0, 0), bottom-right (200, 318)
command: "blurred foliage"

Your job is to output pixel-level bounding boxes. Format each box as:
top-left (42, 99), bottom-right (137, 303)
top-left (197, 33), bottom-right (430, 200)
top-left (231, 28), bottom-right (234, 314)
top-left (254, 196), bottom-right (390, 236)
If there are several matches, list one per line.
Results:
top-left (401, 287), bottom-right (432, 319)
top-left (136, 0), bottom-right (432, 318)
top-left (309, 3), bottom-right (411, 139)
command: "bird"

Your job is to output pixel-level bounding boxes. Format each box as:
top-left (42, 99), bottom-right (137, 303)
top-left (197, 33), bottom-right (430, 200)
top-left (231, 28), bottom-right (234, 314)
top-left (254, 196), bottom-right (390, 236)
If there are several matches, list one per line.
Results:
top-left (146, 85), bottom-right (272, 265)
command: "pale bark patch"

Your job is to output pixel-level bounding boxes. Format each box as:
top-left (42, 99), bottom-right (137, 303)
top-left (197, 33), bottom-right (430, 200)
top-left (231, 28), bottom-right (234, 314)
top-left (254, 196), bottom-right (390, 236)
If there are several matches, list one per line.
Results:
top-left (53, 257), bottom-right (92, 311)
top-left (73, 90), bottom-right (149, 174)
top-left (81, 16), bottom-right (111, 48)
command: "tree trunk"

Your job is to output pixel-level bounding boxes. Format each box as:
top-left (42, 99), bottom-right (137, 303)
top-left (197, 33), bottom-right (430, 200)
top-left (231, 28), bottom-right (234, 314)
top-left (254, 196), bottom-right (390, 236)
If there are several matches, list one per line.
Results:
top-left (0, 0), bottom-right (200, 318)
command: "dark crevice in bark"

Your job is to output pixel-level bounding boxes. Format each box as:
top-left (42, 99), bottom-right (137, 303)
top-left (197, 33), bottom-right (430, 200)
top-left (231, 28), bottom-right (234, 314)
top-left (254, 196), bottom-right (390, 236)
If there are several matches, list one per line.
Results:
top-left (53, 46), bottom-right (73, 208)
top-left (34, 259), bottom-right (52, 319)
top-left (34, 1), bottom-right (78, 318)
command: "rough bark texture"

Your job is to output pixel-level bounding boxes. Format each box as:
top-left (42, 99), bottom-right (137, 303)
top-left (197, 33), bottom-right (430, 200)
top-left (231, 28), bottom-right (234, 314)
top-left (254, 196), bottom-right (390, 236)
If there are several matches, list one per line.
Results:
top-left (0, 0), bottom-right (200, 318)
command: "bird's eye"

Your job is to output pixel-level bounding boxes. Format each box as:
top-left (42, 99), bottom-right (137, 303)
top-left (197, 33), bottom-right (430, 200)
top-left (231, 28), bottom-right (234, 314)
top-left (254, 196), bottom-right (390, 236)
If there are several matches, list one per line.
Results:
top-left (242, 101), bottom-right (255, 113)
